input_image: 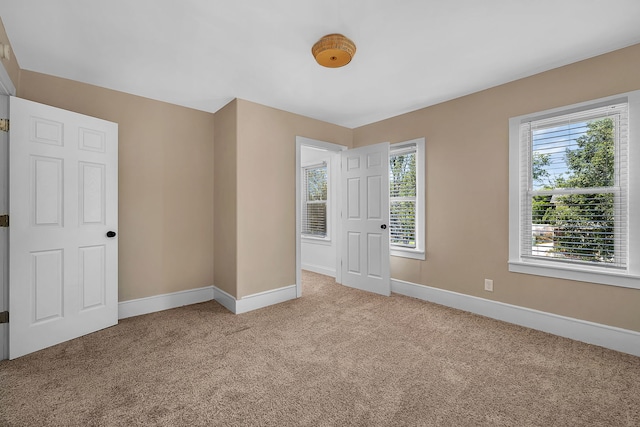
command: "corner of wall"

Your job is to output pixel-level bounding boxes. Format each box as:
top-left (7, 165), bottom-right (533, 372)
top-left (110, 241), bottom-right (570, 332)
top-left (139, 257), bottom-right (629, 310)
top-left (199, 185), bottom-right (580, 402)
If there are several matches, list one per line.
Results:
top-left (213, 98), bottom-right (239, 299)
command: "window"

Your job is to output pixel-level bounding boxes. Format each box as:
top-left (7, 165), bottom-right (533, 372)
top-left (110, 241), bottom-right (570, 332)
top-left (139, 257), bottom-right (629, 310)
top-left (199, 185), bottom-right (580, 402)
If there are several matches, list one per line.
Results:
top-left (389, 138), bottom-right (425, 260)
top-left (509, 90), bottom-right (640, 289)
top-left (302, 163), bottom-right (328, 238)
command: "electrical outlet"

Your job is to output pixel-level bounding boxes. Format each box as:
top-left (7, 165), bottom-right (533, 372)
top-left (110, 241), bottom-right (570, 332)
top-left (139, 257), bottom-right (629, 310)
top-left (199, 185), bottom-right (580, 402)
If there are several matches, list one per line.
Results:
top-left (484, 279), bottom-right (493, 292)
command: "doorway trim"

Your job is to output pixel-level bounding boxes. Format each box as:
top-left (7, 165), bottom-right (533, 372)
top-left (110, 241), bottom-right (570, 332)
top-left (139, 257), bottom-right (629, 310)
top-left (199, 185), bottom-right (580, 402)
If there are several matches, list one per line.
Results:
top-left (295, 136), bottom-right (347, 298)
top-left (0, 62), bottom-right (15, 97)
top-left (0, 60), bottom-right (16, 361)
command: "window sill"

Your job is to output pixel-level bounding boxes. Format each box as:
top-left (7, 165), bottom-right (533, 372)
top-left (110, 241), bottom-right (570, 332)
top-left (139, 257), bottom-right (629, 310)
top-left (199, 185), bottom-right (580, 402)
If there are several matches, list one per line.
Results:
top-left (508, 260), bottom-right (640, 290)
top-left (391, 247), bottom-right (425, 260)
top-left (302, 236), bottom-right (331, 246)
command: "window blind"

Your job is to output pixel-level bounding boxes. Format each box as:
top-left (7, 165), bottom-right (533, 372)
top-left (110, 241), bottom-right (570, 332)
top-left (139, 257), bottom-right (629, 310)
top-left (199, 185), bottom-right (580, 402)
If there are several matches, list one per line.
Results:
top-left (390, 146), bottom-right (417, 248)
top-left (302, 164), bottom-right (328, 237)
top-left (520, 102), bottom-right (628, 268)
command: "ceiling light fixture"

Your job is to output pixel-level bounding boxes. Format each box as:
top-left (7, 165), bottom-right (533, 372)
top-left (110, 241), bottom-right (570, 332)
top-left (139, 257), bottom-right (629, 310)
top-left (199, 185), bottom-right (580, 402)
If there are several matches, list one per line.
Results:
top-left (312, 34), bottom-right (356, 68)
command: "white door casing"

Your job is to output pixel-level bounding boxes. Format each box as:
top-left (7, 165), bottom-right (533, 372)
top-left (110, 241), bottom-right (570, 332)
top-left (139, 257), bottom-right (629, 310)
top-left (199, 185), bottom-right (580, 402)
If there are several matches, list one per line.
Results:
top-left (0, 58), bottom-right (16, 361)
top-left (9, 97), bottom-right (118, 359)
top-left (341, 142), bottom-right (390, 296)
top-left (0, 95), bottom-right (9, 360)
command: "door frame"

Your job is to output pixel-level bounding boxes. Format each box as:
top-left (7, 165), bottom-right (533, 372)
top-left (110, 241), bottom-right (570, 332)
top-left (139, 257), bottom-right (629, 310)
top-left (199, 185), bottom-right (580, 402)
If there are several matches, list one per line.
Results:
top-left (0, 60), bottom-right (16, 361)
top-left (295, 136), bottom-right (347, 298)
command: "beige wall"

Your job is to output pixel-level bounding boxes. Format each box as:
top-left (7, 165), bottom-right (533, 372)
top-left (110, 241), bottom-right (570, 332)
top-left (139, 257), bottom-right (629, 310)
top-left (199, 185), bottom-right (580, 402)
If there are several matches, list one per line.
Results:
top-left (235, 99), bottom-right (352, 298)
top-left (18, 71), bottom-right (215, 302)
top-left (353, 43), bottom-right (640, 332)
top-left (0, 17), bottom-right (19, 91)
top-left (213, 100), bottom-right (237, 296)
top-left (9, 69), bottom-right (352, 303)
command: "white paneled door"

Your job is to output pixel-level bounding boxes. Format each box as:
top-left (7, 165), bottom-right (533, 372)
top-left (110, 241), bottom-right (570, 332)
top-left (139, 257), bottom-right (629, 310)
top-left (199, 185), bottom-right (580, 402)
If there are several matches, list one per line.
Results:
top-left (341, 142), bottom-right (390, 296)
top-left (9, 97), bottom-right (118, 359)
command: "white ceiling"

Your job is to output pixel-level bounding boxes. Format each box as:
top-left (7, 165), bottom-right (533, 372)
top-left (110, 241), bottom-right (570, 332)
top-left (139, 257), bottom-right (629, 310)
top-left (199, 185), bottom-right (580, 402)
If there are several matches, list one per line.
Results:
top-left (2, 0), bottom-right (640, 128)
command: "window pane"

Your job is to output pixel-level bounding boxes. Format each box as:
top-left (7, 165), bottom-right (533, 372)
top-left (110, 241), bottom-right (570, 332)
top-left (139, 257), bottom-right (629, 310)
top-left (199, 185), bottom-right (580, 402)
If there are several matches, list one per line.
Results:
top-left (303, 202), bottom-right (326, 236)
top-left (532, 117), bottom-right (615, 191)
top-left (390, 200), bottom-right (416, 248)
top-left (390, 150), bottom-right (417, 249)
top-left (303, 165), bottom-right (328, 237)
top-left (306, 167), bottom-right (327, 201)
top-left (531, 193), bottom-right (616, 264)
top-left (390, 153), bottom-right (416, 197)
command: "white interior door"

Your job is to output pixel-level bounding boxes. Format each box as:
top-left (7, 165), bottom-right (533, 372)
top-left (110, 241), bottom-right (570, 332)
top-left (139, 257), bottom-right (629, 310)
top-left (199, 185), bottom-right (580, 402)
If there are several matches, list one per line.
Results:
top-left (341, 142), bottom-right (390, 296)
top-left (9, 97), bottom-right (118, 359)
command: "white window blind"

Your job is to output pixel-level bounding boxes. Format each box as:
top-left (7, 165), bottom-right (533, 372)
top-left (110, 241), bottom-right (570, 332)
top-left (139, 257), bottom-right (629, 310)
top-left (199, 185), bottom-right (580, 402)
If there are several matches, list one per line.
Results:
top-left (520, 102), bottom-right (628, 268)
top-left (390, 145), bottom-right (417, 248)
top-left (302, 163), bottom-right (328, 238)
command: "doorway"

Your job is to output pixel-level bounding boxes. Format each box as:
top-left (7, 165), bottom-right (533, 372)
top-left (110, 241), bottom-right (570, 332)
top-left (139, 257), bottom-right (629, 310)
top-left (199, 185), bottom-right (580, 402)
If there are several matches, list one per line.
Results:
top-left (295, 137), bottom-right (346, 297)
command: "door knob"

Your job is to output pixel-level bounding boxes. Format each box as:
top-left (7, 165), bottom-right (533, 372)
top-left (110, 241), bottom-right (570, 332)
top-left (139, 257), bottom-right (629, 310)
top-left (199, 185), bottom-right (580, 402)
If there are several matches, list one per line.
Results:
top-left (380, 224), bottom-right (387, 229)
top-left (106, 231), bottom-right (117, 238)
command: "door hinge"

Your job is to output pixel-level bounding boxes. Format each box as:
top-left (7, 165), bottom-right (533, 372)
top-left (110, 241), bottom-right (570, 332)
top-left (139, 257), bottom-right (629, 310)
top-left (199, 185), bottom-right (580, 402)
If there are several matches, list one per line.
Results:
top-left (0, 215), bottom-right (7, 227)
top-left (0, 118), bottom-right (8, 132)
top-left (0, 311), bottom-right (8, 324)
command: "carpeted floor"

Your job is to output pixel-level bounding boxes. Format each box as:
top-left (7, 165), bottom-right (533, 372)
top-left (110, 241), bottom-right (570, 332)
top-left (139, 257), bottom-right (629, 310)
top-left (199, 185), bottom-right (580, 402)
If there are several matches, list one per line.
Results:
top-left (1, 271), bottom-right (639, 426)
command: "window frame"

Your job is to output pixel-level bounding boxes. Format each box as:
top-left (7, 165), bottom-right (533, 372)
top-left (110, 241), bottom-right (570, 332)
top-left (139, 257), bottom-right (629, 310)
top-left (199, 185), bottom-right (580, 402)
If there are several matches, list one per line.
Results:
top-left (301, 162), bottom-right (330, 241)
top-left (390, 138), bottom-right (425, 260)
top-left (508, 90), bottom-right (640, 289)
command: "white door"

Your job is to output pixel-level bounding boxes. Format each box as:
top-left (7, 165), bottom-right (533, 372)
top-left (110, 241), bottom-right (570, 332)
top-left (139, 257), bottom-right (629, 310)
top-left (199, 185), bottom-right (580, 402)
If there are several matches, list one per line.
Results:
top-left (9, 97), bottom-right (118, 359)
top-left (341, 142), bottom-right (390, 296)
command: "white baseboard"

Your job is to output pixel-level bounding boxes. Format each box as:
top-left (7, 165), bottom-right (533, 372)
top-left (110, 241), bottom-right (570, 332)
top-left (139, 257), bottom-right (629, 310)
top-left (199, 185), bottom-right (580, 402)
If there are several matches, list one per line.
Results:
top-left (236, 284), bottom-right (297, 314)
top-left (118, 286), bottom-right (215, 319)
top-left (301, 263), bottom-right (336, 278)
top-left (391, 279), bottom-right (640, 357)
top-left (212, 286), bottom-right (237, 313)
top-left (214, 284), bottom-right (297, 314)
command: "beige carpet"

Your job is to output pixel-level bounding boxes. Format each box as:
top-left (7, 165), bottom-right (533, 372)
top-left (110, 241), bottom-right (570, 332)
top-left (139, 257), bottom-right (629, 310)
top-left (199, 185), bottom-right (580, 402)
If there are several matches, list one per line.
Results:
top-left (1, 271), bottom-right (639, 426)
